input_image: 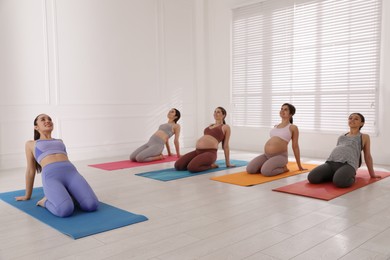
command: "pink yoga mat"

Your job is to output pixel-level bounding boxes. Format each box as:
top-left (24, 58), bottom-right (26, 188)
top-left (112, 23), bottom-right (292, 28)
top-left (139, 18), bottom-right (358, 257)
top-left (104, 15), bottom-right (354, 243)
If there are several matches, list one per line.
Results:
top-left (272, 169), bottom-right (390, 200)
top-left (88, 156), bottom-right (178, 171)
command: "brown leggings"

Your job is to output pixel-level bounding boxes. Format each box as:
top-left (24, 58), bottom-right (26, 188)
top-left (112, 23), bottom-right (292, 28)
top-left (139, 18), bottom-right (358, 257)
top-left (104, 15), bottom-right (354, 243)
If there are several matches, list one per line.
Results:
top-left (174, 148), bottom-right (217, 173)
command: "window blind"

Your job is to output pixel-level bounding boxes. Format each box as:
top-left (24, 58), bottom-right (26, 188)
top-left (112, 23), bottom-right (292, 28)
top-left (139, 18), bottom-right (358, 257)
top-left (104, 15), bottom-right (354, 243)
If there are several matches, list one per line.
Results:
top-left (231, 0), bottom-right (382, 133)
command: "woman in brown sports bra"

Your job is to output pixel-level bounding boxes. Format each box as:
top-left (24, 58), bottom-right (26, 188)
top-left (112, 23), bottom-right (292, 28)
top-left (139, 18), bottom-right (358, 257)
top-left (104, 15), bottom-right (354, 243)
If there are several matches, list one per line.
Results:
top-left (174, 107), bottom-right (235, 172)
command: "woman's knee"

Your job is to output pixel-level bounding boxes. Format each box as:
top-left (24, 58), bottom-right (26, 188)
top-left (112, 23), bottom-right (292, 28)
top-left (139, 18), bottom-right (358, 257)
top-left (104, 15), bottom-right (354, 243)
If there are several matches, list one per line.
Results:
top-left (260, 166), bottom-right (283, 177)
top-left (333, 172), bottom-right (355, 188)
top-left (80, 197), bottom-right (99, 212)
top-left (49, 199), bottom-right (74, 217)
top-left (307, 164), bottom-right (331, 184)
top-left (246, 164), bottom-right (259, 174)
top-left (187, 162), bottom-right (203, 173)
top-left (135, 154), bottom-right (146, 162)
top-left (130, 153), bottom-right (137, 161)
top-left (307, 170), bottom-right (322, 183)
top-left (174, 160), bottom-right (186, 170)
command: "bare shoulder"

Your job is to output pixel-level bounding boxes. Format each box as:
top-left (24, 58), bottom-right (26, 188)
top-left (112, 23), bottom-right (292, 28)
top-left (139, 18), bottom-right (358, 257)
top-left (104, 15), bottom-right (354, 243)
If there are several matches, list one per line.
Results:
top-left (290, 124), bottom-right (299, 132)
top-left (25, 140), bottom-right (35, 147)
top-left (222, 124), bottom-right (231, 131)
top-left (25, 140), bottom-right (35, 152)
top-left (361, 133), bottom-right (371, 143)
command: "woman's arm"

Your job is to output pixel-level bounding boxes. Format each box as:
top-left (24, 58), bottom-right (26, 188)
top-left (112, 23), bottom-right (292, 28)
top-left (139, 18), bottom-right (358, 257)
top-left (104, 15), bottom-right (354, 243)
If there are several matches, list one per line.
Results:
top-left (291, 125), bottom-right (306, 170)
top-left (165, 141), bottom-right (172, 156)
top-left (222, 125), bottom-right (234, 167)
top-left (362, 134), bottom-right (380, 178)
top-left (173, 124), bottom-right (181, 157)
top-left (16, 141), bottom-right (37, 201)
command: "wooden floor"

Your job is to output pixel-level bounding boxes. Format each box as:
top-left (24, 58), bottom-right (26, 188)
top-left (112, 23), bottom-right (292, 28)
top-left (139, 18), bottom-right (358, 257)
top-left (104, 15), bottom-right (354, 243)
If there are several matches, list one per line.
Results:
top-left (1, 150), bottom-right (390, 260)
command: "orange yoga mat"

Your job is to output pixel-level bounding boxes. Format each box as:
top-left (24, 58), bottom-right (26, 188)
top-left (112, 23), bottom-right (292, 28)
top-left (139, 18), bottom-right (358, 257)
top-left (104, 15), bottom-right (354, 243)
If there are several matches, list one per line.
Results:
top-left (210, 162), bottom-right (318, 186)
top-left (273, 169), bottom-right (390, 200)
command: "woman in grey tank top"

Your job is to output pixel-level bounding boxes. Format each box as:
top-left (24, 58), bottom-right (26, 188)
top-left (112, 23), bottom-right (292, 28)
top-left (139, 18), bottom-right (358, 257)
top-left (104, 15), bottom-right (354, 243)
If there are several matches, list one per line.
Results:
top-left (307, 113), bottom-right (381, 188)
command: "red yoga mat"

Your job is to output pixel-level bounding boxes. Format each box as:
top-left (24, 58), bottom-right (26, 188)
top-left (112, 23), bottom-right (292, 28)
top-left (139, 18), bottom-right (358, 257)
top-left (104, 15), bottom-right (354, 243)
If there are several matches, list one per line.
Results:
top-left (272, 169), bottom-right (390, 200)
top-left (88, 156), bottom-right (178, 171)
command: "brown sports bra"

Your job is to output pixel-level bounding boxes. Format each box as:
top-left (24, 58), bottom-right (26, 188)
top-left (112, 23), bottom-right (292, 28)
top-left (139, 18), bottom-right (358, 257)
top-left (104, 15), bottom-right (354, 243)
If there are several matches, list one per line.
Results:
top-left (204, 124), bottom-right (225, 143)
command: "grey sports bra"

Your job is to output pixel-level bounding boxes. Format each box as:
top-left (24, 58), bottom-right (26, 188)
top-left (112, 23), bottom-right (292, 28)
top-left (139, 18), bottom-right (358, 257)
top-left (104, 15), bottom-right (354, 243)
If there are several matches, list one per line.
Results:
top-left (158, 123), bottom-right (174, 138)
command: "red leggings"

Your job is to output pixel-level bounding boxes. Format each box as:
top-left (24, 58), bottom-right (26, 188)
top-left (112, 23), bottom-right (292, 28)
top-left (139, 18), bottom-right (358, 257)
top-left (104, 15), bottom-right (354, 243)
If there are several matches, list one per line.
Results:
top-left (174, 149), bottom-right (217, 173)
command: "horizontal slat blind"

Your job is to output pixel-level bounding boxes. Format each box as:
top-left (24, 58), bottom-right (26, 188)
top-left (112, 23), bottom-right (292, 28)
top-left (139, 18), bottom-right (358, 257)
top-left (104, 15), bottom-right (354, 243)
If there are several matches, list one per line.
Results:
top-left (231, 0), bottom-right (381, 133)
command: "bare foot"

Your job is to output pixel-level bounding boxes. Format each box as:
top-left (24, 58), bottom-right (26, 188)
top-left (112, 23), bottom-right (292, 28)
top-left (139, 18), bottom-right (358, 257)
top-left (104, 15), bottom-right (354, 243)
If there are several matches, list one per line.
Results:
top-left (283, 166), bottom-right (289, 172)
top-left (36, 197), bottom-right (47, 207)
top-left (211, 163), bottom-right (219, 169)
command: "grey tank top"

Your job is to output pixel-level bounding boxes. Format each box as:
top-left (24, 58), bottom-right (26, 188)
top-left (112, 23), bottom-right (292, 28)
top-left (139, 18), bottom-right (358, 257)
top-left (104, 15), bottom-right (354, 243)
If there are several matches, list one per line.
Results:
top-left (158, 123), bottom-right (174, 138)
top-left (327, 133), bottom-right (362, 170)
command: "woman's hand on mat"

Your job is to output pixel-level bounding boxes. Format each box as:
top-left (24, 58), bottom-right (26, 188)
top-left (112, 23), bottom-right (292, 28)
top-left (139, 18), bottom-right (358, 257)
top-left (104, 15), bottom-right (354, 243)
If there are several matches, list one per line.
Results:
top-left (370, 174), bottom-right (382, 179)
top-left (226, 163), bottom-right (236, 168)
top-left (15, 195), bottom-right (30, 201)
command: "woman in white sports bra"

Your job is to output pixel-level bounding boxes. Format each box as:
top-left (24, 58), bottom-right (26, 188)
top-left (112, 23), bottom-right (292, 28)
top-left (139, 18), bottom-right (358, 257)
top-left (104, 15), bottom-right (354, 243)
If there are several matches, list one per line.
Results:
top-left (246, 103), bottom-right (306, 176)
top-left (130, 108), bottom-right (181, 162)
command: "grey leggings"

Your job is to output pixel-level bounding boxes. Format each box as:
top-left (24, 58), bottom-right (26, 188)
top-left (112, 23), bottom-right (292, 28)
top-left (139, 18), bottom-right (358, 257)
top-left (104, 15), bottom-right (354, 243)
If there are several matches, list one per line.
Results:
top-left (130, 135), bottom-right (165, 162)
top-left (307, 161), bottom-right (356, 188)
top-left (246, 152), bottom-right (288, 176)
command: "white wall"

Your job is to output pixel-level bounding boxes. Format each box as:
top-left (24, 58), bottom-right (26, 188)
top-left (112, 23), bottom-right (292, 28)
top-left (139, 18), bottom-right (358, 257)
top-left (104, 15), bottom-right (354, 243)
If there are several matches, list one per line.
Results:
top-left (204, 0), bottom-right (390, 166)
top-left (1, 0), bottom-right (389, 170)
top-left (0, 0), bottom-right (202, 170)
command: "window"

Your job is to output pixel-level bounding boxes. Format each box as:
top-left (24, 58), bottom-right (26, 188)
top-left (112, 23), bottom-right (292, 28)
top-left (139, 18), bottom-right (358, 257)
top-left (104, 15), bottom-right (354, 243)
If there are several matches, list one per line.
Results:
top-left (231, 0), bottom-right (382, 133)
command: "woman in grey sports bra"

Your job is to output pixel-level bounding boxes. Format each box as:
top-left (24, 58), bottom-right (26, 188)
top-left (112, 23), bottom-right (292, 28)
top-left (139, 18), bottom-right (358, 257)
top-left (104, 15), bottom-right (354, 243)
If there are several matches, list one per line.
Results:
top-left (130, 108), bottom-right (181, 162)
top-left (246, 103), bottom-right (306, 176)
top-left (308, 113), bottom-right (381, 188)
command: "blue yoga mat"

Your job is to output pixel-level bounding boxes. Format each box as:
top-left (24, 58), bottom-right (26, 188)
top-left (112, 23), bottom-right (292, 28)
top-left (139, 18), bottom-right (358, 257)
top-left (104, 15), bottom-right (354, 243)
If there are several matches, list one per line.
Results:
top-left (0, 187), bottom-right (148, 239)
top-left (136, 159), bottom-right (248, 181)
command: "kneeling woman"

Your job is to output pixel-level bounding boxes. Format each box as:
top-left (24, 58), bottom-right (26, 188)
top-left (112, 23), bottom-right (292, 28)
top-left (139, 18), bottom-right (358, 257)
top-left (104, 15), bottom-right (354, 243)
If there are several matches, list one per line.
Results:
top-left (174, 107), bottom-right (234, 172)
top-left (246, 103), bottom-right (305, 176)
top-left (307, 113), bottom-right (381, 188)
top-left (130, 108), bottom-right (181, 162)
top-left (16, 114), bottom-right (99, 217)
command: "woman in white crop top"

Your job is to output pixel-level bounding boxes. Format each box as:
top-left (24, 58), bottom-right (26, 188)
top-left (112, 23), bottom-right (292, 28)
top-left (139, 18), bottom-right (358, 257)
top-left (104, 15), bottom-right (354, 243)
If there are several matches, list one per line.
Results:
top-left (246, 103), bottom-right (306, 176)
top-left (130, 108), bottom-right (181, 162)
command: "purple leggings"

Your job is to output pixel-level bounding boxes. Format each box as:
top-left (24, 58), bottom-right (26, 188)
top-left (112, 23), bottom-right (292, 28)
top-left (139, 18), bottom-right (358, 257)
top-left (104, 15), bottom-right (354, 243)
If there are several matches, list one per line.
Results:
top-left (174, 148), bottom-right (217, 173)
top-left (246, 152), bottom-right (288, 176)
top-left (42, 161), bottom-right (99, 217)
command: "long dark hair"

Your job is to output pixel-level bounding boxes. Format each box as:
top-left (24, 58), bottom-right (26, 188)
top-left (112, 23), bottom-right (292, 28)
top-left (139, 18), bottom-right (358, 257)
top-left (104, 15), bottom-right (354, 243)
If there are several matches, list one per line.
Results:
top-left (217, 106), bottom-right (227, 124)
top-left (33, 114), bottom-right (43, 173)
top-left (350, 113), bottom-right (365, 130)
top-left (173, 108), bottom-right (181, 123)
top-left (216, 107), bottom-right (227, 148)
top-left (283, 103), bottom-right (296, 124)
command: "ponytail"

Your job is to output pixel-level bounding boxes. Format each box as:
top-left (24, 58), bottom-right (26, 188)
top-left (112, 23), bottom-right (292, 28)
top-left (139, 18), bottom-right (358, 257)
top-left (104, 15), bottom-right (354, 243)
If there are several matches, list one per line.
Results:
top-left (217, 106), bottom-right (227, 124)
top-left (33, 115), bottom-right (42, 173)
top-left (283, 103), bottom-right (295, 124)
top-left (173, 108), bottom-right (181, 123)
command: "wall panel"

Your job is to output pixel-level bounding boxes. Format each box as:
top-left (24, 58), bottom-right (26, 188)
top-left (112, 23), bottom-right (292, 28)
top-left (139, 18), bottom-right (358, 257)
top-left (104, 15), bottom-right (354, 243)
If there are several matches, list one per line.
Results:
top-left (0, 0), bottom-right (49, 105)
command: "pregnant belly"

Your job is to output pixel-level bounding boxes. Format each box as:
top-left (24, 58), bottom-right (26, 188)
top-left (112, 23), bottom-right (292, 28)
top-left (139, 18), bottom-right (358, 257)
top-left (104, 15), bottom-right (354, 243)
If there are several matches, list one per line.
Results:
top-left (264, 137), bottom-right (288, 155)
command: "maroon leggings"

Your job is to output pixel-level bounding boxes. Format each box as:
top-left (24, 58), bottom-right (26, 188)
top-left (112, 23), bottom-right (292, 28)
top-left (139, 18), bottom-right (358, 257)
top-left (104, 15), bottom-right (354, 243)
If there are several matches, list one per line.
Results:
top-left (174, 148), bottom-right (217, 173)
